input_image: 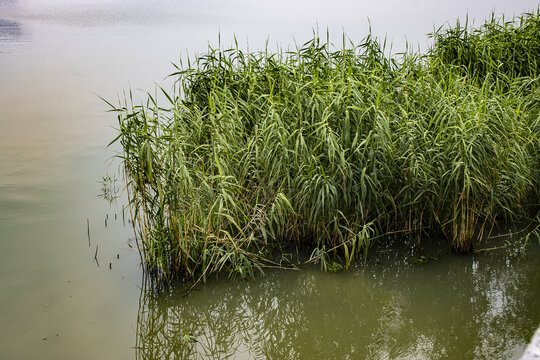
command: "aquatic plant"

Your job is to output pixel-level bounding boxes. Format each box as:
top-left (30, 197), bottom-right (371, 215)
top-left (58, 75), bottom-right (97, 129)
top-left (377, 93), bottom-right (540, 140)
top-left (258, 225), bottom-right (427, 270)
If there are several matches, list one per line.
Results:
top-left (430, 10), bottom-right (540, 82)
top-left (109, 11), bottom-right (540, 282)
top-left (98, 174), bottom-right (120, 204)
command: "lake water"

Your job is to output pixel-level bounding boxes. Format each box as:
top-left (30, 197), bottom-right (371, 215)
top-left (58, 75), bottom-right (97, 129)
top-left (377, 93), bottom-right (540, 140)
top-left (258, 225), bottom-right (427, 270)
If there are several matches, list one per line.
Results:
top-left (0, 0), bottom-right (539, 358)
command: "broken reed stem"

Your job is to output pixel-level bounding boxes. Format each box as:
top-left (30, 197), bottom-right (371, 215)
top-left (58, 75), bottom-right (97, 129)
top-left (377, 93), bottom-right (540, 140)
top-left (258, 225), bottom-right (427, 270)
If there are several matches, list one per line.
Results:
top-left (94, 245), bottom-right (99, 268)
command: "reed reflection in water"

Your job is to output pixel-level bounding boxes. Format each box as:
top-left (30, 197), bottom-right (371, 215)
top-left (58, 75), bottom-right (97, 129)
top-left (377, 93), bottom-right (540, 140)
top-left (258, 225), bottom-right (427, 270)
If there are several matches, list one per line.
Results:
top-left (0, 19), bottom-right (23, 40)
top-left (134, 247), bottom-right (539, 360)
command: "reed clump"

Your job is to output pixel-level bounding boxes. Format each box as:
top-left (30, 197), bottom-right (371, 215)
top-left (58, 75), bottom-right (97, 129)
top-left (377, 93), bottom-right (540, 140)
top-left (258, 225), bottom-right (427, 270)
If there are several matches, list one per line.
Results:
top-left (430, 9), bottom-right (540, 82)
top-left (110, 11), bottom-right (540, 282)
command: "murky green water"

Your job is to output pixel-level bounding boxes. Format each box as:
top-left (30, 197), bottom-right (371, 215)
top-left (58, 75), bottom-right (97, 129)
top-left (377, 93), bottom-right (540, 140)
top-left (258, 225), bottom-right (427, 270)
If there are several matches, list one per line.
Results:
top-left (135, 243), bottom-right (540, 360)
top-left (1, 1), bottom-right (539, 359)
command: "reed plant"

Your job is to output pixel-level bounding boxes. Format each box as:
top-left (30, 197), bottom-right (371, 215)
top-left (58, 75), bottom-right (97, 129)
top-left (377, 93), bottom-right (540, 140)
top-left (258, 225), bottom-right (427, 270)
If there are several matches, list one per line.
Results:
top-left (430, 10), bottom-right (540, 82)
top-left (110, 12), bottom-right (540, 282)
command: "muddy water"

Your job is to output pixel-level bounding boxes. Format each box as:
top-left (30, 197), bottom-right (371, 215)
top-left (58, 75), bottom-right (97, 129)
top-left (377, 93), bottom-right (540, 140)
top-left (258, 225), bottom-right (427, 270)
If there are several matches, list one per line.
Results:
top-left (0, 1), bottom-right (538, 359)
top-left (136, 245), bottom-right (540, 359)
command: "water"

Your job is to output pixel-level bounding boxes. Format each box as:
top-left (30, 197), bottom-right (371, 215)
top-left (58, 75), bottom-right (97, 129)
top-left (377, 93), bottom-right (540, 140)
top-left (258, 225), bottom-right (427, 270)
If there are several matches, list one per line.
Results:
top-left (0, 1), bottom-right (538, 358)
top-left (136, 248), bottom-right (540, 359)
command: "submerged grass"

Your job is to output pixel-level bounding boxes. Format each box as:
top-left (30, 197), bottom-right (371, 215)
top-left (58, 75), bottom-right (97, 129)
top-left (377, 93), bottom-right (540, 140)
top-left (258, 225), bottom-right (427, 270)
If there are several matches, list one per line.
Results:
top-left (110, 11), bottom-right (540, 282)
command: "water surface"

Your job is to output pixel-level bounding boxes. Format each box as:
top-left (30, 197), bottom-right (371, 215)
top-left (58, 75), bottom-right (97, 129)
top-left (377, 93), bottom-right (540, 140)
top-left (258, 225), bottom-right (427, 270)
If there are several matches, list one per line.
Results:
top-left (0, 0), bottom-right (538, 358)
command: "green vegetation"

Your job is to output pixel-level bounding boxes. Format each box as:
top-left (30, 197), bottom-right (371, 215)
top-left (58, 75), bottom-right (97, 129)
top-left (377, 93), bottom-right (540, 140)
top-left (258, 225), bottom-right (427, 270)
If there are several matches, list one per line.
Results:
top-left (110, 10), bottom-right (540, 282)
top-left (431, 11), bottom-right (540, 81)
top-left (408, 255), bottom-right (436, 265)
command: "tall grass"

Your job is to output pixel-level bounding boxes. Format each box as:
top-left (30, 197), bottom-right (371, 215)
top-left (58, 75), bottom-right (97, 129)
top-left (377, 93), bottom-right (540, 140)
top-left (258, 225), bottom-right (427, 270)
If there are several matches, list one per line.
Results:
top-left (110, 12), bottom-right (540, 282)
top-left (430, 9), bottom-right (540, 82)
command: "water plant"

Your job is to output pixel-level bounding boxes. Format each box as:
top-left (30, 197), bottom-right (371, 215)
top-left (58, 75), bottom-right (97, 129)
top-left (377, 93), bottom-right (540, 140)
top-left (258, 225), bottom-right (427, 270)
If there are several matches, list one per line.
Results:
top-left (408, 255), bottom-right (436, 265)
top-left (430, 9), bottom-right (540, 82)
top-left (98, 174), bottom-right (120, 204)
top-left (109, 11), bottom-right (540, 282)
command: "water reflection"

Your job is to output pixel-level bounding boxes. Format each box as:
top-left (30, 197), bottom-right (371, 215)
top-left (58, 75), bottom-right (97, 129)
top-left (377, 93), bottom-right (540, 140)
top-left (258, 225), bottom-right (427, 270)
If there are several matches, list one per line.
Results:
top-left (0, 19), bottom-right (24, 42)
top-left (135, 248), bottom-right (539, 359)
